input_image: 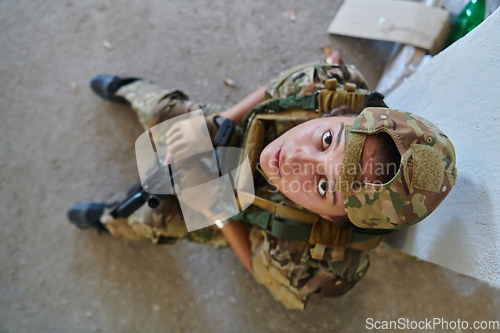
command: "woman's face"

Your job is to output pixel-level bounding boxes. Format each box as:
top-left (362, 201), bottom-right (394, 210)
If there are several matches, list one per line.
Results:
top-left (260, 116), bottom-right (356, 219)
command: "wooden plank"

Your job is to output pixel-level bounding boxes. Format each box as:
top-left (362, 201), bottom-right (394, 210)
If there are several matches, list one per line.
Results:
top-left (327, 0), bottom-right (450, 54)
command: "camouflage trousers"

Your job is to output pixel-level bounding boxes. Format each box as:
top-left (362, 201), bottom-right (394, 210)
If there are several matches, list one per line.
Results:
top-left (100, 80), bottom-right (229, 247)
top-left (99, 63), bottom-right (371, 309)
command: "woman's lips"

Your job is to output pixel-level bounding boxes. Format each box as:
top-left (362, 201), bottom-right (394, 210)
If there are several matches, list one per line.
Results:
top-left (271, 144), bottom-right (283, 177)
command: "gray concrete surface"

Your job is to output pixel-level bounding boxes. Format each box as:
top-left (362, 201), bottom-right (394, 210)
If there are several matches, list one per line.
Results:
top-left (0, 0), bottom-right (499, 332)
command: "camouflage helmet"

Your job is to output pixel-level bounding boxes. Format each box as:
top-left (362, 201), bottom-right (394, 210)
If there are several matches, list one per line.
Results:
top-left (336, 107), bottom-right (457, 229)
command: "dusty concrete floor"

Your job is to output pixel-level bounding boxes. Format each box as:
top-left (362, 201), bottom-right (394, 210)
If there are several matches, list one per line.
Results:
top-left (1, 0), bottom-right (499, 332)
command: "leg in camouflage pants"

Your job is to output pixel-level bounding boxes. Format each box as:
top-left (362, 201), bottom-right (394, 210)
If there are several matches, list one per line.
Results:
top-left (99, 80), bottom-right (229, 248)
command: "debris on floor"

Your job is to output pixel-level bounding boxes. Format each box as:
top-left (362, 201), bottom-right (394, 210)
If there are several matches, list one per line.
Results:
top-left (328, 0), bottom-right (498, 95)
top-left (102, 40), bottom-right (113, 50)
top-left (319, 44), bottom-right (343, 65)
top-left (222, 77), bottom-right (236, 87)
top-left (327, 0), bottom-right (450, 55)
top-left (71, 82), bottom-right (78, 93)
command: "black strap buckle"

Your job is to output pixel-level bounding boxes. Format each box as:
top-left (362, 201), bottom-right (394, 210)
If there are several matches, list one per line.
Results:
top-left (214, 118), bottom-right (235, 147)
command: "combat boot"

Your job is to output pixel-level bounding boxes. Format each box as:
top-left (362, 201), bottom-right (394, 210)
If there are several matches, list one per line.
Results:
top-left (90, 75), bottom-right (139, 104)
top-left (67, 202), bottom-right (115, 232)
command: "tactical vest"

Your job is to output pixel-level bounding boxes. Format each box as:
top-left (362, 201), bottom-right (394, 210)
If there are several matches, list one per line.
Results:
top-left (232, 79), bottom-right (392, 259)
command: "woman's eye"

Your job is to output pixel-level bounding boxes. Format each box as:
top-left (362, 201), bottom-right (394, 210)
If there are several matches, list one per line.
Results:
top-left (322, 131), bottom-right (332, 150)
top-left (318, 178), bottom-right (328, 197)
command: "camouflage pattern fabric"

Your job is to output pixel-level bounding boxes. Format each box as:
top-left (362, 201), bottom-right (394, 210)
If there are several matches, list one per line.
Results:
top-left (259, 62), bottom-right (370, 161)
top-left (100, 80), bottom-right (228, 248)
top-left (116, 80), bottom-right (226, 131)
top-left (338, 108), bottom-right (458, 229)
top-left (100, 64), bottom-right (374, 309)
top-left (250, 225), bottom-right (369, 309)
top-left (101, 196), bottom-right (228, 247)
top-left (265, 62), bottom-right (368, 100)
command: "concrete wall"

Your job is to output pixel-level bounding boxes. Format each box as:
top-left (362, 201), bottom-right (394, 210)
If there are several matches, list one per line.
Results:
top-left (384, 8), bottom-right (500, 287)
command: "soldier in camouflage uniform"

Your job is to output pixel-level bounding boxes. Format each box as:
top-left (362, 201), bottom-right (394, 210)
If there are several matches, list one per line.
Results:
top-left (69, 62), bottom-right (456, 309)
top-left (100, 62), bottom-right (367, 249)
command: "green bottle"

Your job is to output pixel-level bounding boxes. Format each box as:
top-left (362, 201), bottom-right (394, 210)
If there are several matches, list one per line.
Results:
top-left (447, 0), bottom-right (486, 45)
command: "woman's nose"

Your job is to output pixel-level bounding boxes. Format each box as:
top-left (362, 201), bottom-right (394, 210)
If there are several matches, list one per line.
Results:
top-left (286, 147), bottom-right (326, 175)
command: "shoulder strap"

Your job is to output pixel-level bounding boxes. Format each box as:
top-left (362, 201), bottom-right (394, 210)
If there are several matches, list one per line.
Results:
top-left (239, 93), bottom-right (320, 130)
top-left (237, 190), bottom-right (391, 249)
top-left (238, 191), bottom-right (319, 224)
